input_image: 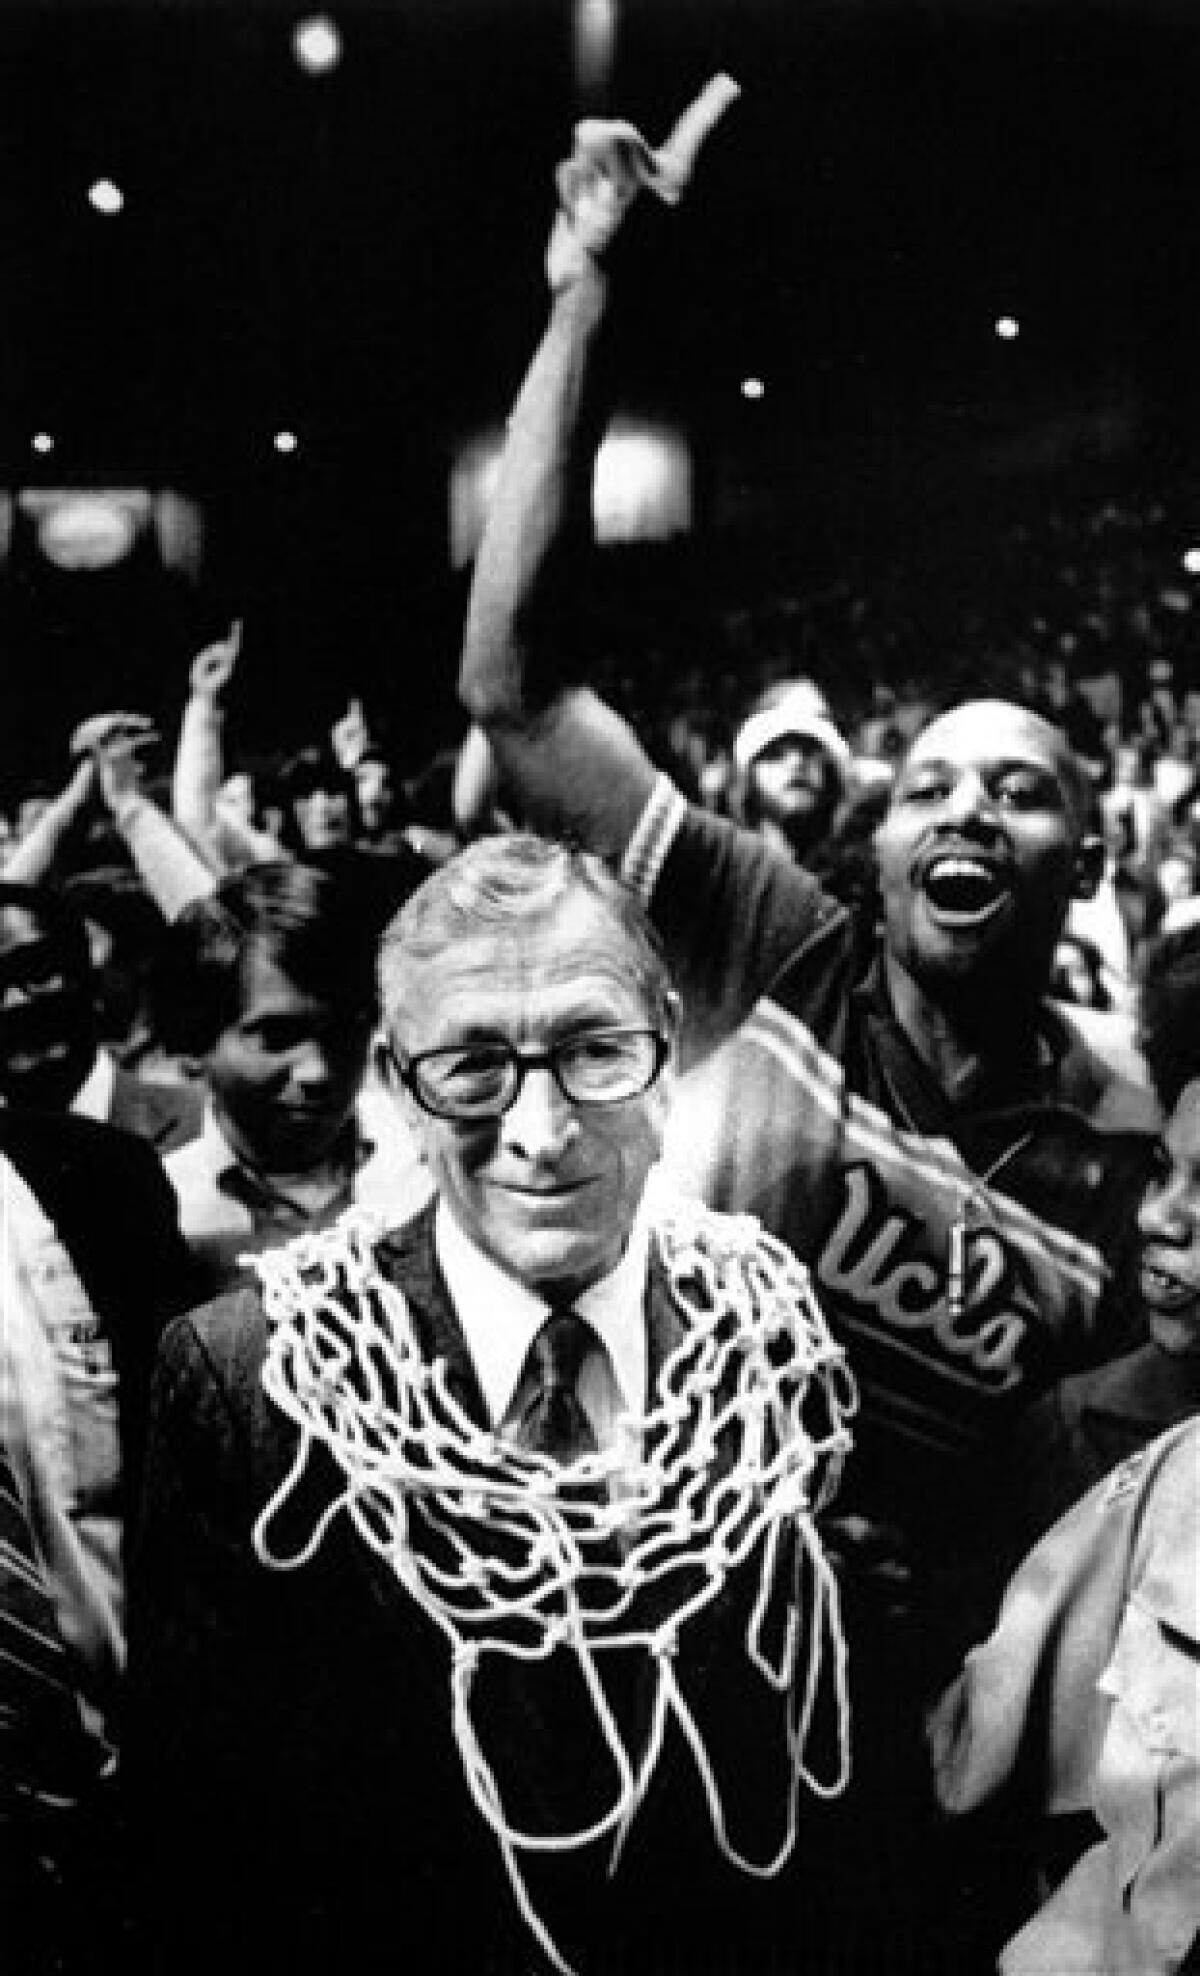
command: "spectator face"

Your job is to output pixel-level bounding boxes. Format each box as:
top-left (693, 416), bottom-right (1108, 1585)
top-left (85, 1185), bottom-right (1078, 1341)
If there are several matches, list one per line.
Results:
top-left (293, 782), bottom-right (353, 852)
top-left (1159, 848), bottom-right (1198, 906)
top-left (1114, 744), bottom-right (1145, 787)
top-left (0, 904), bottom-right (96, 1106)
top-left (355, 758), bottom-right (394, 835)
top-left (876, 701), bottom-right (1101, 1007)
top-left (748, 734), bottom-right (839, 833)
top-left (1137, 1080), bottom-right (1200, 1354)
top-left (203, 947), bottom-right (371, 1172)
top-left (1052, 934), bottom-right (1106, 1009)
top-left (388, 890), bottom-right (673, 1300)
top-left (220, 772), bottom-right (256, 829)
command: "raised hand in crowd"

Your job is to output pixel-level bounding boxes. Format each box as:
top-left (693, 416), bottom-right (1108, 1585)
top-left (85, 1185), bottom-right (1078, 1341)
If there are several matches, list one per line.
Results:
top-left (3, 713), bottom-right (157, 887)
top-left (331, 695), bottom-right (373, 771)
top-left (81, 712), bottom-right (160, 824)
top-left (189, 618), bottom-right (242, 701)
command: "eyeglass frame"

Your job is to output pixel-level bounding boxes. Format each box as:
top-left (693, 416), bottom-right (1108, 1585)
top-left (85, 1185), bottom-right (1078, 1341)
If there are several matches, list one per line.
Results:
top-left (383, 1025), bottom-right (671, 1122)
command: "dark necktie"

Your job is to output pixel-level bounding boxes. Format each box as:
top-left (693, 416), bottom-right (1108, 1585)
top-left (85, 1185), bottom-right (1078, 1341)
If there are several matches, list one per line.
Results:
top-left (0, 1445), bottom-right (90, 1802)
top-left (515, 1311), bottom-right (598, 1461)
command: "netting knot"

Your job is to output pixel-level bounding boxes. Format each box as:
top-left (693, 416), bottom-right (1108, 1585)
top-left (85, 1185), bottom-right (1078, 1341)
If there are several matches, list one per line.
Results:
top-left (453, 1641), bottom-right (480, 1678)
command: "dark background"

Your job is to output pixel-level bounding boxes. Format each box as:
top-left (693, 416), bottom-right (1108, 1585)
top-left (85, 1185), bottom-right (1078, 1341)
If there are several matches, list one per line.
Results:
top-left (2, 0), bottom-right (1199, 786)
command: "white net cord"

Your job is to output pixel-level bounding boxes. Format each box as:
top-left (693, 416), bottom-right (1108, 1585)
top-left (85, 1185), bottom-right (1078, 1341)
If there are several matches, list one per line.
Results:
top-left (250, 1184), bottom-right (857, 1974)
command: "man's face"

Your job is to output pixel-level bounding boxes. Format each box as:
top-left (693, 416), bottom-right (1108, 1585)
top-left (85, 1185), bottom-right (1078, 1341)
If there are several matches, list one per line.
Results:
top-left (1114, 744), bottom-right (1145, 788)
top-left (355, 758), bottom-right (394, 834)
top-left (0, 905), bottom-right (95, 1106)
top-left (389, 892), bottom-right (673, 1301)
top-left (1159, 849), bottom-right (1198, 906)
top-left (294, 783), bottom-right (353, 851)
top-left (1137, 1079), bottom-right (1200, 1354)
top-left (220, 772), bottom-right (256, 830)
top-left (204, 948), bottom-right (371, 1173)
top-left (748, 733), bottom-right (839, 832)
top-left (875, 701), bottom-right (1100, 1004)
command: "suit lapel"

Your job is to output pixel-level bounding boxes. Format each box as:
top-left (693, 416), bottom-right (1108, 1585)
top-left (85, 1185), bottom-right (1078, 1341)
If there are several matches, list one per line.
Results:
top-left (375, 1202), bottom-right (490, 1428)
top-left (287, 1204), bottom-right (488, 1632)
top-left (643, 1241), bottom-right (688, 1395)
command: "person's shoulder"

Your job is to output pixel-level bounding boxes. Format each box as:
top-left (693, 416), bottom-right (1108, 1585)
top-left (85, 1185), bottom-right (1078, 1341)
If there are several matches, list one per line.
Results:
top-left (1048, 1000), bottom-right (1162, 1136)
top-left (0, 1103), bottom-right (169, 1191)
top-left (163, 1278), bottom-right (269, 1386)
top-left (164, 1122), bottom-right (217, 1190)
top-left (1132, 1415), bottom-right (1200, 1516)
top-left (110, 1064), bottom-right (204, 1152)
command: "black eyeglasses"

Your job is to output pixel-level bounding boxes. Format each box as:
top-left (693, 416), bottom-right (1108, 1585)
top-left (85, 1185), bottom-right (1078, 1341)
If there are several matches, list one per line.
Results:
top-left (389, 1026), bottom-right (669, 1122)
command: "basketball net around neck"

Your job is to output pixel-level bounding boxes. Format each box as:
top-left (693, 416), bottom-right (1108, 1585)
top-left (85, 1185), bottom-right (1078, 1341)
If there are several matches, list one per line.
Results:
top-left (250, 1179), bottom-right (857, 1975)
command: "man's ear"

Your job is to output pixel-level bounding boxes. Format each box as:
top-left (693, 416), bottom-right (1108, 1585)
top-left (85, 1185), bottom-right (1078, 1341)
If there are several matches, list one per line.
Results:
top-left (1072, 833), bottom-right (1106, 901)
top-left (374, 1033), bottom-right (417, 1120)
top-left (661, 989), bottom-right (683, 1051)
top-left (375, 1031), bottom-right (432, 1145)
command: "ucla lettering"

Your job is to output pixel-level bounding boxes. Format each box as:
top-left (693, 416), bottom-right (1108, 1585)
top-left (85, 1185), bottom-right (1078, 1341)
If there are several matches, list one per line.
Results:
top-left (817, 1163), bottom-right (1029, 1389)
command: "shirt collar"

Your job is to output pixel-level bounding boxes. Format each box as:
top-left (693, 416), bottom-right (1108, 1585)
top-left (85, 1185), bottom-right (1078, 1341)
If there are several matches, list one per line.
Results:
top-left (433, 1198), bottom-right (650, 1428)
top-left (200, 1101), bottom-right (374, 1203)
top-left (68, 1046), bottom-right (115, 1124)
top-left (862, 951), bottom-right (1060, 1119)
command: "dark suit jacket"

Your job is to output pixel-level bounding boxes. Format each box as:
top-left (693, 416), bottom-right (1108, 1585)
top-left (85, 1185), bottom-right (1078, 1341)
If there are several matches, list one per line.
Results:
top-left (0, 1106), bottom-right (193, 1498)
top-left (107, 1062), bottom-right (203, 1155)
top-left (128, 1203), bottom-right (818, 1976)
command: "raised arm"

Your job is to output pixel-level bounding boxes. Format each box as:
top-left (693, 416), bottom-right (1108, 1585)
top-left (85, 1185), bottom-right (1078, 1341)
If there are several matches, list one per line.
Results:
top-left (88, 716), bottom-right (219, 920)
top-left (173, 620), bottom-right (241, 855)
top-left (4, 758), bottom-right (98, 884)
top-left (459, 82), bottom-right (739, 861)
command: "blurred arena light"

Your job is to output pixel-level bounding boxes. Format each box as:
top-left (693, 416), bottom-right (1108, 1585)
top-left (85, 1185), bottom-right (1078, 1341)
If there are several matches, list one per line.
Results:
top-left (88, 178), bottom-right (124, 217)
top-left (573, 0), bottom-right (616, 96)
top-left (1182, 548), bottom-right (1200, 575)
top-left (594, 421), bottom-right (692, 543)
top-left (31, 433), bottom-right (54, 457)
top-left (740, 377), bottom-right (766, 400)
top-left (273, 429), bottom-right (300, 456)
top-left (16, 488), bottom-right (203, 576)
top-left (22, 490), bottom-right (148, 570)
top-left (450, 416), bottom-right (692, 566)
top-left (292, 16), bottom-right (342, 76)
top-left (994, 315), bottom-right (1020, 341)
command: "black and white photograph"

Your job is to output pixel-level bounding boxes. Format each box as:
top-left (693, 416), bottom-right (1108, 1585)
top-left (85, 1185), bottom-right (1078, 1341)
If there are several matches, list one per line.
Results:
top-left (3, 4), bottom-right (1199, 1972)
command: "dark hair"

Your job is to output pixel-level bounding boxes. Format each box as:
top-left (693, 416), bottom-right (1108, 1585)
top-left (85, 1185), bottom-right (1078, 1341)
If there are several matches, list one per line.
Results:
top-left (277, 747), bottom-right (361, 854)
top-left (1138, 922), bottom-right (1200, 1110)
top-left (157, 861), bottom-right (380, 1056)
top-left (0, 879), bottom-right (93, 980)
top-left (379, 832), bottom-right (676, 1035)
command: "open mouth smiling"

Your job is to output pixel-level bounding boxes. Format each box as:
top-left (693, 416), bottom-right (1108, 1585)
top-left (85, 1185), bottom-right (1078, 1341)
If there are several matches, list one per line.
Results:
top-left (919, 854), bottom-right (1011, 927)
top-left (1140, 1258), bottom-right (1199, 1309)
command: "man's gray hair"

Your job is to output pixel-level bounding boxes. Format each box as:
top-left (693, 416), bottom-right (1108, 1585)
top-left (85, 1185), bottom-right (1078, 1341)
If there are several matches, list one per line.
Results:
top-left (378, 831), bottom-right (677, 1033)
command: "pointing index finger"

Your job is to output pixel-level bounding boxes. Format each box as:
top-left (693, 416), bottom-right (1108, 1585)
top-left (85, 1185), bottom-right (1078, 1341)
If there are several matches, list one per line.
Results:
top-left (653, 73), bottom-right (741, 202)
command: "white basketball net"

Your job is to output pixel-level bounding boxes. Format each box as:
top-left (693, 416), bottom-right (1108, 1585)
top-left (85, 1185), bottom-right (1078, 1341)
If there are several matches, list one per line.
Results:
top-left (251, 1185), bottom-right (857, 1975)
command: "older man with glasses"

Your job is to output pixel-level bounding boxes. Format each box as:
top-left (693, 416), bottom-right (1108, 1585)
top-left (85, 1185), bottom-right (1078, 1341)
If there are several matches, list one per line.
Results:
top-left (127, 830), bottom-right (854, 1976)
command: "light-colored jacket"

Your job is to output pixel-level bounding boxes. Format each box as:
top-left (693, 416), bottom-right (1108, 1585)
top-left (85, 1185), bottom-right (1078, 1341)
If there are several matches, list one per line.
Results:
top-left (928, 1419), bottom-right (1200, 1976)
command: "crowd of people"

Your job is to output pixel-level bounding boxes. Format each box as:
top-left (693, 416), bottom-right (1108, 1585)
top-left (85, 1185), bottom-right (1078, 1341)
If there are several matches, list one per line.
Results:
top-left (5, 89), bottom-right (1200, 1976)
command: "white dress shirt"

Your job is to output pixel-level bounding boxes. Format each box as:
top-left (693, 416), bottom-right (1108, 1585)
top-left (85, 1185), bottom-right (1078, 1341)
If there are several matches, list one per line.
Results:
top-left (66, 1044), bottom-right (116, 1125)
top-left (167, 1086), bottom-right (433, 1296)
top-left (433, 1199), bottom-right (650, 1454)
